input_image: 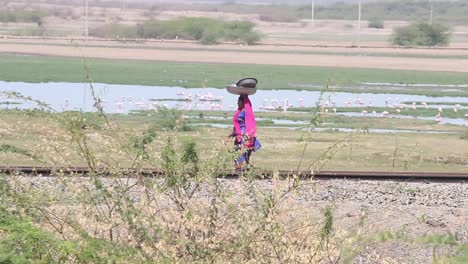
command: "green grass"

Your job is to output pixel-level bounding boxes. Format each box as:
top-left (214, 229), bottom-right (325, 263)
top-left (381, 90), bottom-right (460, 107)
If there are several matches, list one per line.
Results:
top-left (443, 243), bottom-right (468, 264)
top-left (356, 232), bottom-right (468, 264)
top-left (132, 109), bottom-right (464, 132)
top-left (132, 109), bottom-right (467, 133)
top-left (0, 205), bottom-right (145, 263)
top-left (1, 54), bottom-right (468, 97)
top-left (2, 109), bottom-right (467, 172)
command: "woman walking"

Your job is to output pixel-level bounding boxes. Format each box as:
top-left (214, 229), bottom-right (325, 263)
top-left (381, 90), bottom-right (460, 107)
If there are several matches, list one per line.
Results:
top-left (226, 95), bottom-right (261, 171)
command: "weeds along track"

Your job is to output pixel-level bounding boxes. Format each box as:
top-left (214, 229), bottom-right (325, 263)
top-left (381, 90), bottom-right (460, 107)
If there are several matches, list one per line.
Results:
top-left (1, 166), bottom-right (467, 181)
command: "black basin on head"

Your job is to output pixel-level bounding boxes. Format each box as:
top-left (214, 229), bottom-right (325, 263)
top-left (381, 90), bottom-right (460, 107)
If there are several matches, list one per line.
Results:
top-left (236, 78), bottom-right (258, 88)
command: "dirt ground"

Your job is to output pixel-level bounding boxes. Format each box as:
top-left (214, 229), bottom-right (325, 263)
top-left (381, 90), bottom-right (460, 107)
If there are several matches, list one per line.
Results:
top-left (1, 1), bottom-right (468, 72)
top-left (1, 39), bottom-right (468, 73)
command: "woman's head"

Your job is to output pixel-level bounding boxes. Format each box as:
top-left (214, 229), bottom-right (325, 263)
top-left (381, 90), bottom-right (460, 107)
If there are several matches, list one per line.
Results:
top-left (237, 96), bottom-right (245, 109)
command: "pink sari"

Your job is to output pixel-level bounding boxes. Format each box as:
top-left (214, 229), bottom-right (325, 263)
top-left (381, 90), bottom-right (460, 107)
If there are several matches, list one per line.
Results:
top-left (233, 95), bottom-right (257, 148)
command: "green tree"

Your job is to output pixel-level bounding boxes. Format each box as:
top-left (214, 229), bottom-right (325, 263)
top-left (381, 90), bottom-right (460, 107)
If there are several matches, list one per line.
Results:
top-left (391, 22), bottom-right (451, 46)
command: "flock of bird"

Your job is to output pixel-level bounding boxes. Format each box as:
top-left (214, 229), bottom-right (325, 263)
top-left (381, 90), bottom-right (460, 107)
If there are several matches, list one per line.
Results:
top-left (61, 92), bottom-right (468, 126)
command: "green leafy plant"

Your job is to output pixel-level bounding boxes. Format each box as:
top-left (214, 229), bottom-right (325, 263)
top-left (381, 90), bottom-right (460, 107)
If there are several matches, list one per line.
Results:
top-left (97, 17), bottom-right (264, 45)
top-left (392, 22), bottom-right (451, 46)
top-left (368, 18), bottom-right (384, 29)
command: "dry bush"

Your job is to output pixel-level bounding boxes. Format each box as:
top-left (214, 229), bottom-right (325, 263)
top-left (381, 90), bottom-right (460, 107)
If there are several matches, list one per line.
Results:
top-left (0, 81), bottom-right (361, 263)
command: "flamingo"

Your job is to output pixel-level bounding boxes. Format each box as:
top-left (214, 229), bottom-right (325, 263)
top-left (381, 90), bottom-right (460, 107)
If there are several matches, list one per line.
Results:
top-left (298, 98), bottom-right (304, 107)
top-left (116, 101), bottom-right (123, 113)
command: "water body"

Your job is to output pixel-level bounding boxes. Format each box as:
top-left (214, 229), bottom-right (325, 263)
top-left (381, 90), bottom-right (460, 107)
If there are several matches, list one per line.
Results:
top-left (189, 117), bottom-right (308, 125)
top-left (2, 82), bottom-right (468, 114)
top-left (339, 112), bottom-right (468, 126)
top-left (191, 123), bottom-right (456, 134)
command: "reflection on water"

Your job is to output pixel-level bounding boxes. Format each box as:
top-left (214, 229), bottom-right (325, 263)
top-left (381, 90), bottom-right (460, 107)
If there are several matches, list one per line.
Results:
top-left (2, 81), bottom-right (468, 114)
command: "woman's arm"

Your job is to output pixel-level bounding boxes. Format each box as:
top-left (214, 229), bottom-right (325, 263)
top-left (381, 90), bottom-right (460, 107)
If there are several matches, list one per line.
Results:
top-left (224, 127), bottom-right (235, 144)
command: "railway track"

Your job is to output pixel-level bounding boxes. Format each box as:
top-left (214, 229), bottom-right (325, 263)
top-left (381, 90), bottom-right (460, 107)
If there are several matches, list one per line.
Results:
top-left (1, 166), bottom-right (467, 181)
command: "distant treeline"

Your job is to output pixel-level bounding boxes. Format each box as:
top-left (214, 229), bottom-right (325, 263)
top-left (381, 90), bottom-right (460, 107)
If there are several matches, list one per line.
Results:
top-left (298, 1), bottom-right (468, 25)
top-left (96, 0), bottom-right (468, 24)
top-left (0, 10), bottom-right (47, 25)
top-left (2, 0), bottom-right (468, 25)
top-left (90, 18), bottom-right (262, 45)
top-left (123, 1), bottom-right (468, 24)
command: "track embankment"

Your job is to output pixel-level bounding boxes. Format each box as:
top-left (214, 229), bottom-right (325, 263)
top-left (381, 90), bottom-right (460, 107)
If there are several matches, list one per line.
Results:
top-left (1, 166), bottom-right (467, 181)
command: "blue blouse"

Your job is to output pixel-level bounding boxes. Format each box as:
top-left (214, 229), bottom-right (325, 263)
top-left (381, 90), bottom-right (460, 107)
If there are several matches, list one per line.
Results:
top-left (238, 110), bottom-right (246, 134)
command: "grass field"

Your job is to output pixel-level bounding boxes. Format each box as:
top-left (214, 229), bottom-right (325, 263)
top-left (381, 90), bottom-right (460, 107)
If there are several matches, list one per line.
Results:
top-left (1, 54), bottom-right (468, 97)
top-left (1, 109), bottom-right (467, 172)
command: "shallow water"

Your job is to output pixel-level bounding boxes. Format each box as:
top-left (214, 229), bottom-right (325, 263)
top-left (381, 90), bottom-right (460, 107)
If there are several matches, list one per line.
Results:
top-left (2, 81), bottom-right (468, 114)
top-left (339, 112), bottom-right (468, 126)
top-left (192, 123), bottom-right (456, 134)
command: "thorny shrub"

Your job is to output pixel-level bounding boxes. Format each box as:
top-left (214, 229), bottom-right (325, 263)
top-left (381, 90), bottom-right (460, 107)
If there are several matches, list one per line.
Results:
top-left (0, 79), bottom-right (365, 263)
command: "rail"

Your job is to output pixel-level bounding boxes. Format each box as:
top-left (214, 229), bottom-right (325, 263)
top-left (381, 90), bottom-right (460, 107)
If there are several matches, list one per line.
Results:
top-left (1, 166), bottom-right (467, 181)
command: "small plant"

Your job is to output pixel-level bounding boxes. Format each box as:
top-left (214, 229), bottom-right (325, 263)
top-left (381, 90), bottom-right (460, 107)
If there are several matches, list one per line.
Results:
top-left (0, 144), bottom-right (41, 162)
top-left (460, 130), bottom-right (468, 140)
top-left (0, 10), bottom-right (47, 26)
top-left (89, 23), bottom-right (138, 39)
top-left (157, 106), bottom-right (192, 131)
top-left (128, 127), bottom-right (157, 161)
top-left (181, 138), bottom-right (199, 173)
top-left (321, 206), bottom-right (334, 242)
top-left (368, 18), bottom-right (384, 29)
